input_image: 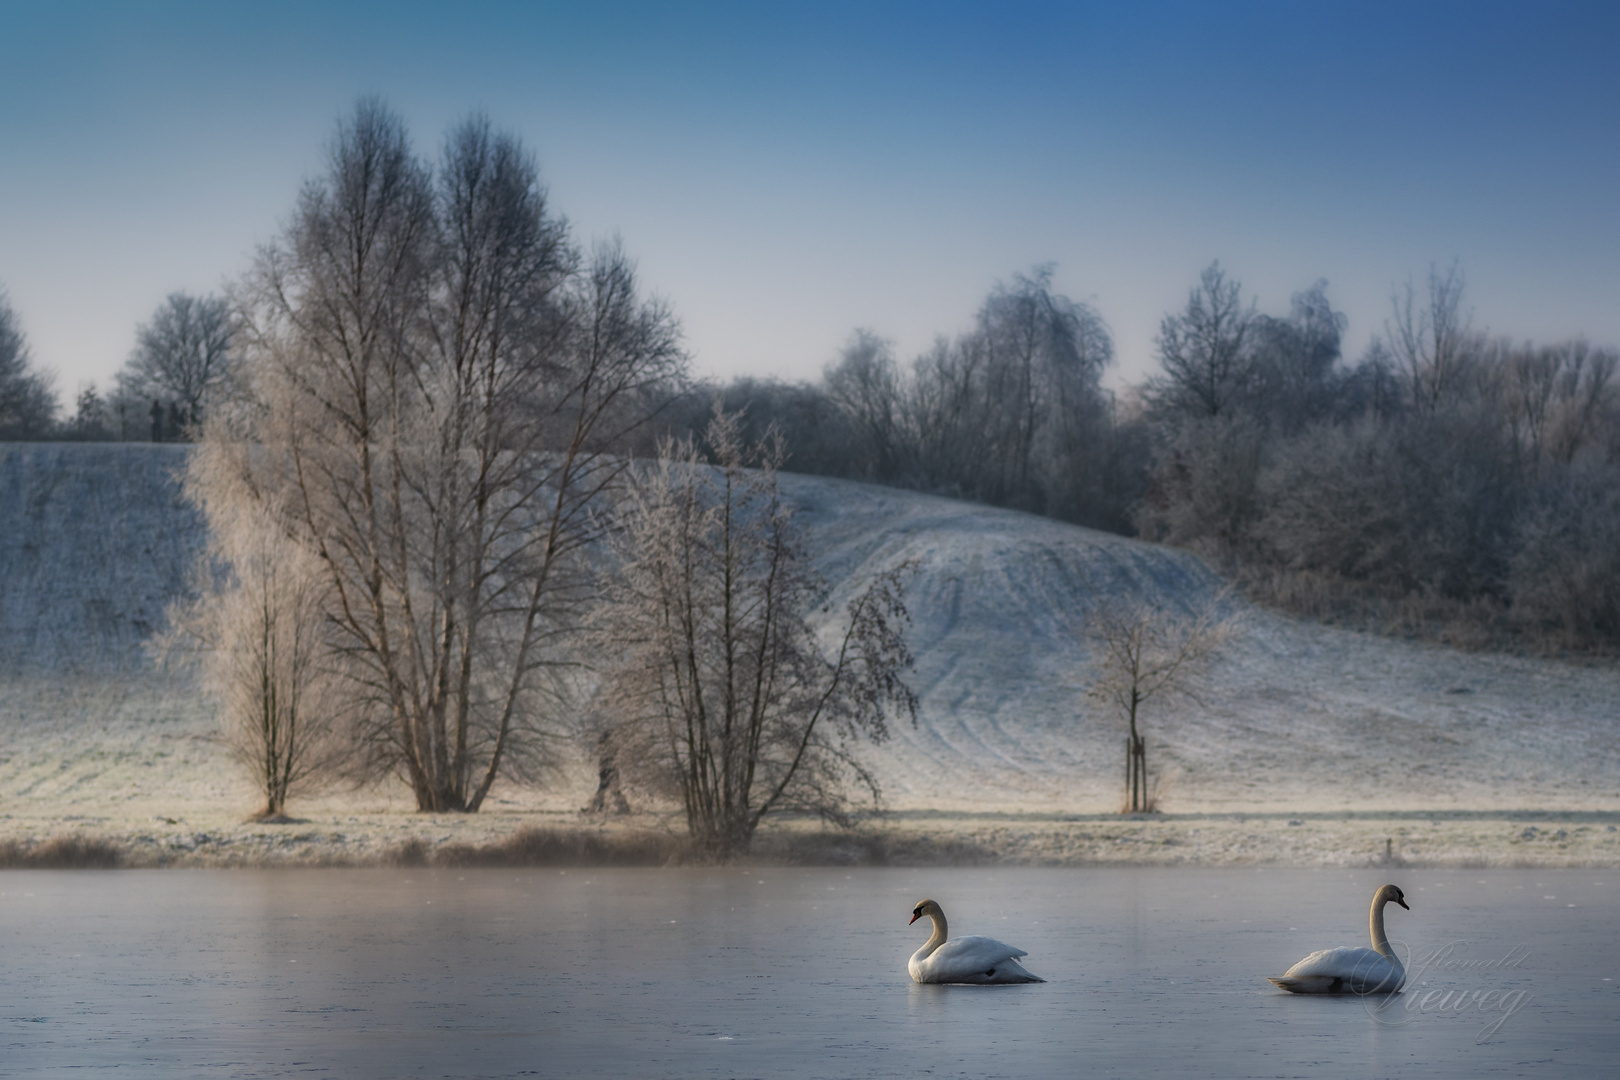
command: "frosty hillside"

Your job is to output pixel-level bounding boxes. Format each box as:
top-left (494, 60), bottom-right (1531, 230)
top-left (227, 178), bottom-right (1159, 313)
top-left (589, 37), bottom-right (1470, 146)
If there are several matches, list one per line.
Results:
top-left (2, 442), bottom-right (1617, 867)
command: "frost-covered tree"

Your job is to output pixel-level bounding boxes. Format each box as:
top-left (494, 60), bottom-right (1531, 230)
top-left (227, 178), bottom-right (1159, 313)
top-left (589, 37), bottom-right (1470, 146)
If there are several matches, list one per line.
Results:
top-left (181, 449), bottom-right (346, 818)
top-left (118, 291), bottom-right (237, 426)
top-left (1086, 599), bottom-right (1233, 813)
top-left (69, 383), bottom-right (114, 441)
top-left (1247, 281), bottom-right (1347, 431)
top-left (593, 408), bottom-right (916, 858)
top-left (213, 99), bottom-right (685, 813)
top-left (1508, 463), bottom-right (1620, 645)
top-left (0, 285), bottom-right (58, 438)
top-left (1385, 261), bottom-right (1478, 416)
top-left (823, 329), bottom-right (904, 482)
top-left (1146, 262), bottom-right (1256, 420)
top-left (897, 266), bottom-right (1114, 516)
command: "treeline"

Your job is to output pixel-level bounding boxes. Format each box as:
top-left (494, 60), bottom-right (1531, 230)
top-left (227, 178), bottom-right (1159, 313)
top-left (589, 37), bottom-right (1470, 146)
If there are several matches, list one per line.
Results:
top-left (6, 149), bottom-right (1618, 651)
top-left (1137, 263), bottom-right (1619, 649)
top-left (662, 262), bottom-right (1620, 650)
top-left (0, 285), bottom-right (233, 443)
top-left (660, 266), bottom-right (1145, 533)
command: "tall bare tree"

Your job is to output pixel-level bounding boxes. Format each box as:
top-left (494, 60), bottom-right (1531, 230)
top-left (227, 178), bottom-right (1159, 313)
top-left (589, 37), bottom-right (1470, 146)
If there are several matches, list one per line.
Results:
top-left (976, 265), bottom-right (1113, 506)
top-left (215, 99), bottom-right (685, 813)
top-left (1248, 281), bottom-right (1347, 430)
top-left (594, 408), bottom-right (916, 858)
top-left (891, 267), bottom-right (1113, 514)
top-left (1386, 261), bottom-right (1477, 416)
top-left (823, 328), bottom-right (904, 482)
top-left (905, 333), bottom-right (989, 496)
top-left (0, 284), bottom-right (57, 438)
top-left (69, 383), bottom-right (114, 441)
top-left (1148, 262), bottom-right (1256, 419)
top-left (1497, 338), bottom-right (1617, 470)
top-left (181, 449), bottom-right (345, 818)
top-left (119, 291), bottom-right (238, 427)
top-left (1086, 598), bottom-right (1233, 813)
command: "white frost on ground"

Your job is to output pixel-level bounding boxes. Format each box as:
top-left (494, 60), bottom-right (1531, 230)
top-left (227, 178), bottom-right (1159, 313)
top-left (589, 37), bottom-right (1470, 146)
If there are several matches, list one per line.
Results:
top-left (2, 446), bottom-right (1617, 865)
top-left (786, 473), bottom-right (1620, 815)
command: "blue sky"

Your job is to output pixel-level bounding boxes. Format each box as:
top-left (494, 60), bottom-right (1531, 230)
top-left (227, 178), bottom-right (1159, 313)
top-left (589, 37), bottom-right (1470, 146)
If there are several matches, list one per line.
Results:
top-left (2, 1), bottom-right (1617, 404)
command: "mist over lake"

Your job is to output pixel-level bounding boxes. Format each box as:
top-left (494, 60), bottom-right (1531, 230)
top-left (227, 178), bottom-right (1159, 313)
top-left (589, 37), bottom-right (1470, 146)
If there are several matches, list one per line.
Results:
top-left (4, 867), bottom-right (1615, 1078)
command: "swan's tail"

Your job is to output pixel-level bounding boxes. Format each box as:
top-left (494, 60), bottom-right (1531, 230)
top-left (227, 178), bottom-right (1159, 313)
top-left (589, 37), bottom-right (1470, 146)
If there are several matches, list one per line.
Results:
top-left (1269, 975), bottom-right (1344, 994)
top-left (988, 959), bottom-right (1045, 984)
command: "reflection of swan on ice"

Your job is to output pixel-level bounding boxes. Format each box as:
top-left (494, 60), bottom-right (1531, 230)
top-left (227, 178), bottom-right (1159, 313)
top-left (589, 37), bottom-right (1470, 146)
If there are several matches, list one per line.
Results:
top-left (1269, 884), bottom-right (1410, 994)
top-left (907, 899), bottom-right (1044, 984)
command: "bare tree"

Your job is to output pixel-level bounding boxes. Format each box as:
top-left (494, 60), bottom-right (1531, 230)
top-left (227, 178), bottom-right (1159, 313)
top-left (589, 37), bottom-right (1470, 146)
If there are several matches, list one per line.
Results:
top-left (1085, 598), bottom-right (1233, 813)
top-left (593, 408), bottom-right (916, 858)
top-left (956, 266), bottom-right (1111, 507)
top-left (118, 291), bottom-right (238, 427)
top-left (0, 284), bottom-right (57, 438)
top-left (1509, 461), bottom-right (1620, 645)
top-left (678, 375), bottom-right (860, 478)
top-left (1134, 412), bottom-right (1266, 554)
top-left (69, 383), bottom-right (114, 441)
top-left (1545, 341), bottom-right (1617, 465)
top-left (1148, 262), bottom-right (1256, 419)
top-left (885, 267), bottom-right (1113, 514)
top-left (1386, 261), bottom-right (1477, 416)
top-left (1248, 281), bottom-right (1347, 430)
top-left (220, 529), bottom-right (340, 820)
top-left (221, 99), bottom-right (685, 813)
top-left (181, 446), bottom-right (346, 818)
top-left (1498, 338), bottom-right (1617, 470)
top-left (905, 333), bottom-right (989, 496)
top-left (823, 328), bottom-right (905, 481)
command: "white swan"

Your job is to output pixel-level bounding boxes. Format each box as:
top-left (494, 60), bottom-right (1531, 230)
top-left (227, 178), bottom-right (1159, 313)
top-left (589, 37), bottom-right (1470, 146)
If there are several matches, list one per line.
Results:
top-left (1269, 884), bottom-right (1410, 994)
top-left (908, 898), bottom-right (1044, 984)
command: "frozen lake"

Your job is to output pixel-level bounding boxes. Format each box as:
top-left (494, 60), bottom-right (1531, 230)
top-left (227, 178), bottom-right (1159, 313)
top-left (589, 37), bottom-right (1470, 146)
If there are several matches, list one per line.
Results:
top-left (2, 866), bottom-right (1615, 1078)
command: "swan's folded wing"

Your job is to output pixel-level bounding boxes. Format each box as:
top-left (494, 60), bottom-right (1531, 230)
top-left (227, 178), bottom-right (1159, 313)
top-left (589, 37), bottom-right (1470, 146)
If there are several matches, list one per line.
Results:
top-left (1283, 947), bottom-right (1384, 978)
top-left (918, 936), bottom-right (1043, 983)
top-left (1278, 946), bottom-right (1402, 993)
top-left (932, 935), bottom-right (1028, 967)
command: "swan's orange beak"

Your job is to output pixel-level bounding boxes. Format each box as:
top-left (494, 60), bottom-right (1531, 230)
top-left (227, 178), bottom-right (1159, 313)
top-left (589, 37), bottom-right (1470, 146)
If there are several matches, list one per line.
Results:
top-left (909, 912), bottom-right (921, 924)
top-left (1396, 897), bottom-right (1410, 910)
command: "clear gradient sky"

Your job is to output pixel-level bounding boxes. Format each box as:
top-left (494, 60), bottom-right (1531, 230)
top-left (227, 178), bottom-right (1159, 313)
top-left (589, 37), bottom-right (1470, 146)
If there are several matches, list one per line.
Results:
top-left (2, 1), bottom-right (1617, 404)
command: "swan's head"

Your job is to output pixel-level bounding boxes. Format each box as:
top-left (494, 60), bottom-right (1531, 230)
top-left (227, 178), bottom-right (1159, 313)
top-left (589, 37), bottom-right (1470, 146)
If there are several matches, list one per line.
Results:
top-left (1377, 884), bottom-right (1410, 911)
top-left (910, 899), bottom-right (943, 925)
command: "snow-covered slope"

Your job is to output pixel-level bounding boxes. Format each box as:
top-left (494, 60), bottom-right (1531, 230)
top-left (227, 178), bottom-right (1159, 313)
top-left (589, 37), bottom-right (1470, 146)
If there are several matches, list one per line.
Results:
top-left (781, 474), bottom-right (1620, 812)
top-left (0, 443), bottom-right (201, 675)
top-left (2, 445), bottom-right (1617, 817)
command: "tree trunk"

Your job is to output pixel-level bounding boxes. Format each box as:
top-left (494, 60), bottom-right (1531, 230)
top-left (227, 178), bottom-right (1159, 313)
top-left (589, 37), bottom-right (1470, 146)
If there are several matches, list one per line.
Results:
top-left (1135, 733), bottom-right (1148, 812)
top-left (1124, 731), bottom-right (1147, 813)
top-left (1124, 735), bottom-right (1132, 812)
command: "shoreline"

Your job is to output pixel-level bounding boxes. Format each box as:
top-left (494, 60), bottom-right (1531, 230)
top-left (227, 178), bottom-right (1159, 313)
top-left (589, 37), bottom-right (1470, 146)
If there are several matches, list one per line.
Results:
top-left (4, 808), bottom-right (1618, 869)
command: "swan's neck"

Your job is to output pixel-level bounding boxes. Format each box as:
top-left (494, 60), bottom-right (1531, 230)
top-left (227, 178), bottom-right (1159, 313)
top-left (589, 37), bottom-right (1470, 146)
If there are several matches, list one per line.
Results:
top-left (917, 911), bottom-right (948, 958)
top-left (1370, 897), bottom-right (1396, 961)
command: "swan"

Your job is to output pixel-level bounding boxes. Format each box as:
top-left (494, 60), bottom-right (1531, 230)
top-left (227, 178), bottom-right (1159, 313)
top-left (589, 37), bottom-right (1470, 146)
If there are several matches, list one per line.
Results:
top-left (1268, 884), bottom-right (1410, 994)
top-left (907, 899), bottom-right (1044, 984)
